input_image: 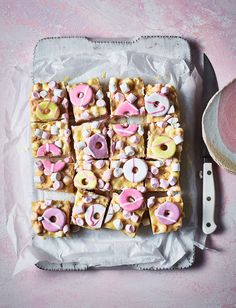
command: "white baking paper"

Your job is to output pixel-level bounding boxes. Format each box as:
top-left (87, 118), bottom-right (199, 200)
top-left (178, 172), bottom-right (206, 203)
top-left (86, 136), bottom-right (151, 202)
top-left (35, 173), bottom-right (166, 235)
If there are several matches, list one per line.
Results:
top-left (4, 37), bottom-right (203, 274)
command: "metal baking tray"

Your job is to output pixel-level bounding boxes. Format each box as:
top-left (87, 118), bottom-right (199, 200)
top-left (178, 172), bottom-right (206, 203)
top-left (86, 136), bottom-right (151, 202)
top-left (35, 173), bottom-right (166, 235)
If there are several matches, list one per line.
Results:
top-left (33, 36), bottom-right (198, 271)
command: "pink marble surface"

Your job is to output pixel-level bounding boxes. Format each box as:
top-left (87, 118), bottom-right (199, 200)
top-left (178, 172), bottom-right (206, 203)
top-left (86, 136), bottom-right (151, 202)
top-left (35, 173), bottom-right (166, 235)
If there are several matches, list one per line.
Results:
top-left (1, 1), bottom-right (236, 307)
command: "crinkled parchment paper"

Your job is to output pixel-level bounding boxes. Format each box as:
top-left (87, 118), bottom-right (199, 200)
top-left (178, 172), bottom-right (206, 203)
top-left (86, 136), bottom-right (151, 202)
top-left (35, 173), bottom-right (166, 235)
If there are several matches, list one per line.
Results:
top-left (4, 37), bottom-right (203, 273)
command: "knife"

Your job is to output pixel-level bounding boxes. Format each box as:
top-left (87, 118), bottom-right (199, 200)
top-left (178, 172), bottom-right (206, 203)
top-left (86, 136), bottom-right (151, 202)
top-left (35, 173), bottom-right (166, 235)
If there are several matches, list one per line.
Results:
top-left (201, 54), bottom-right (219, 234)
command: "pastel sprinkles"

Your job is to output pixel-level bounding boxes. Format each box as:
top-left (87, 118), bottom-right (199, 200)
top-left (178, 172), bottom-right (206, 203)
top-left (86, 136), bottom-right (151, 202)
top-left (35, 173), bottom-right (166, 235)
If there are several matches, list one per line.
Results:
top-left (30, 78), bottom-right (184, 238)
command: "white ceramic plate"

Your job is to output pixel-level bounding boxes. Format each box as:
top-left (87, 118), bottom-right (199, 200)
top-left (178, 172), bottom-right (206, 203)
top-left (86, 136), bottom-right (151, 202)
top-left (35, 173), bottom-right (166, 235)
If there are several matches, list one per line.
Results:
top-left (202, 79), bottom-right (236, 173)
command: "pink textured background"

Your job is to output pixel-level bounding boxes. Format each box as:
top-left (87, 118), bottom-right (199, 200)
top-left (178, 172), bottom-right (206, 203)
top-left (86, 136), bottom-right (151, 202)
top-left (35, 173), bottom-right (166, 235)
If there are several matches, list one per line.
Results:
top-left (1, 1), bottom-right (236, 307)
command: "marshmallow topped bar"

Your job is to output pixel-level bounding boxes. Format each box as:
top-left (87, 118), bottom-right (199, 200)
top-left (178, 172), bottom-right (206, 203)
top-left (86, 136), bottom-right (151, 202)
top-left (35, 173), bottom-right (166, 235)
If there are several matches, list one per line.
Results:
top-left (30, 81), bottom-right (69, 122)
top-left (147, 194), bottom-right (184, 234)
top-left (31, 121), bottom-right (72, 158)
top-left (71, 191), bottom-right (110, 230)
top-left (34, 158), bottom-right (74, 193)
top-left (110, 158), bottom-right (148, 191)
top-left (31, 200), bottom-right (72, 237)
top-left (108, 77), bottom-right (145, 117)
top-left (71, 120), bottom-right (109, 161)
top-left (144, 159), bottom-right (180, 192)
top-left (67, 78), bottom-right (108, 123)
top-left (109, 124), bottom-right (145, 159)
top-left (144, 83), bottom-right (180, 123)
top-left (103, 189), bottom-right (146, 238)
top-left (147, 122), bottom-right (184, 160)
top-left (74, 160), bottom-right (111, 192)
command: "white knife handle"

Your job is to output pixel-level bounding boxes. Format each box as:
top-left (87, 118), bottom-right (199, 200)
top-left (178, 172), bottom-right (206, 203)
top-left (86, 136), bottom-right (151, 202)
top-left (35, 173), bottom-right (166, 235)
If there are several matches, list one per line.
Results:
top-left (202, 162), bottom-right (217, 234)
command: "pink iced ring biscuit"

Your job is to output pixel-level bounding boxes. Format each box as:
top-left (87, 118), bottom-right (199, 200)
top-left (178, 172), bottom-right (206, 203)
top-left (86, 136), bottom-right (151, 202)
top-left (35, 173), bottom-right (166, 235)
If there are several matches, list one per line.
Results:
top-left (42, 159), bottom-right (65, 173)
top-left (113, 123), bottom-right (138, 137)
top-left (118, 188), bottom-right (144, 212)
top-left (154, 202), bottom-right (180, 225)
top-left (36, 143), bottom-right (61, 157)
top-left (113, 100), bottom-right (139, 136)
top-left (69, 84), bottom-right (93, 107)
top-left (87, 134), bottom-right (108, 158)
top-left (145, 93), bottom-right (170, 116)
top-left (42, 208), bottom-right (66, 232)
top-left (114, 101), bottom-right (139, 116)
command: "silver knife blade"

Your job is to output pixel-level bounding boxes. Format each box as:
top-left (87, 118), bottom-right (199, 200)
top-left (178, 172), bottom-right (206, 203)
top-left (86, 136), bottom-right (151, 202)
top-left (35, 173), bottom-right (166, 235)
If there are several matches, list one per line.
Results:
top-left (202, 54), bottom-right (219, 161)
top-left (202, 54), bottom-right (218, 235)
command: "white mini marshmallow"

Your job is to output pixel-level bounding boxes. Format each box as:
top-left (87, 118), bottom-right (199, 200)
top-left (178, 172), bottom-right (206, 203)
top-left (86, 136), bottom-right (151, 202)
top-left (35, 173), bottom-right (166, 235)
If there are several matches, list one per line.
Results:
top-left (168, 105), bottom-right (175, 114)
top-left (96, 89), bottom-right (104, 99)
top-left (81, 111), bottom-right (90, 120)
top-left (147, 196), bottom-right (155, 208)
top-left (56, 121), bottom-right (62, 128)
top-left (53, 180), bottom-right (64, 190)
top-left (151, 166), bottom-right (159, 175)
top-left (115, 140), bottom-right (124, 150)
top-left (76, 217), bottom-right (84, 227)
top-left (96, 99), bottom-right (106, 107)
top-left (154, 160), bottom-right (164, 168)
top-left (112, 203), bottom-right (121, 212)
top-left (51, 125), bottom-right (59, 135)
top-left (82, 129), bottom-right (91, 138)
top-left (113, 219), bottom-right (123, 230)
top-left (111, 160), bottom-right (121, 169)
top-left (120, 82), bottom-right (130, 94)
top-left (173, 135), bottom-right (184, 145)
top-left (109, 84), bottom-right (117, 93)
top-left (125, 224), bottom-right (135, 233)
top-left (50, 172), bottom-right (61, 182)
top-left (55, 140), bottom-right (62, 148)
top-left (161, 86), bottom-right (169, 94)
top-left (172, 163), bottom-right (180, 172)
top-left (34, 175), bottom-right (45, 184)
top-left (173, 123), bottom-right (180, 129)
top-left (63, 224), bottom-right (69, 234)
top-left (35, 160), bottom-right (44, 170)
top-left (137, 185), bottom-right (146, 193)
top-left (131, 213), bottom-right (139, 223)
top-left (95, 160), bottom-right (105, 169)
top-left (118, 153), bottom-right (127, 160)
top-left (151, 178), bottom-right (159, 188)
top-left (113, 168), bottom-right (123, 178)
top-left (75, 141), bottom-right (86, 150)
top-left (83, 147), bottom-right (93, 156)
top-left (123, 210), bottom-right (132, 220)
top-left (40, 90), bottom-right (47, 98)
top-left (48, 80), bottom-right (57, 89)
top-left (140, 106), bottom-right (146, 115)
top-left (124, 146), bottom-right (135, 156)
top-left (127, 93), bottom-right (137, 103)
top-left (34, 128), bottom-right (43, 138)
top-left (83, 161), bottom-right (92, 170)
top-left (160, 179), bottom-right (169, 189)
top-left (129, 135), bottom-right (140, 144)
top-left (168, 175), bottom-right (177, 186)
top-left (53, 88), bottom-right (64, 98)
top-left (91, 121), bottom-right (100, 129)
top-left (107, 128), bottom-right (114, 138)
top-left (103, 183), bottom-right (111, 191)
top-left (167, 117), bottom-right (177, 125)
top-left (41, 131), bottom-right (50, 139)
